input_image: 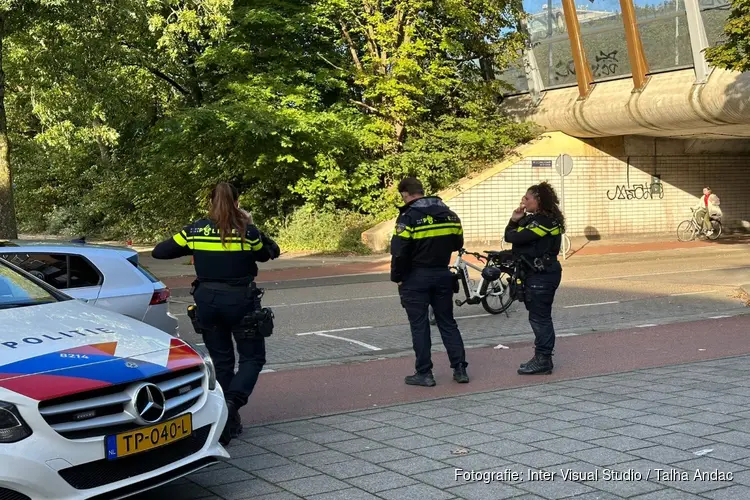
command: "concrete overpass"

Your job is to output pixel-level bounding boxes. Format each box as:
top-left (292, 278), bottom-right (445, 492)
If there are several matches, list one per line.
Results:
top-left (500, 0), bottom-right (750, 139)
top-left (361, 0), bottom-right (750, 251)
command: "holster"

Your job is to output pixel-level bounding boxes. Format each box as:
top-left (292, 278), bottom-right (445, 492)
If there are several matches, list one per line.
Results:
top-left (231, 284), bottom-right (275, 341)
top-left (186, 304), bottom-right (209, 335)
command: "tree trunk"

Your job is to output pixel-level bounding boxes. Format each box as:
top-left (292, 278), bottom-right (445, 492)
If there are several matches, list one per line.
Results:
top-left (0, 13), bottom-right (17, 240)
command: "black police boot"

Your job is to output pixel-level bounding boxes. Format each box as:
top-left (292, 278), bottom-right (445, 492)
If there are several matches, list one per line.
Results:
top-left (227, 402), bottom-right (243, 438)
top-left (519, 351), bottom-right (536, 369)
top-left (405, 371), bottom-right (436, 387)
top-left (453, 365), bottom-right (469, 383)
top-left (517, 353), bottom-right (553, 375)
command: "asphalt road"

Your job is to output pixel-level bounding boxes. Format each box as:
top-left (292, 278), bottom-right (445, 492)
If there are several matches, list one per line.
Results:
top-left (168, 243), bottom-right (750, 371)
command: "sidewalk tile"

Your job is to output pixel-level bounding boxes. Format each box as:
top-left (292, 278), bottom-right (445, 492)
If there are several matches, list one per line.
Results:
top-left (629, 415), bottom-right (688, 427)
top-left (589, 436), bottom-right (656, 452)
top-left (550, 427), bottom-right (617, 441)
top-left (326, 438), bottom-right (387, 453)
top-left (307, 488), bottom-right (382, 500)
top-left (291, 449), bottom-right (351, 466)
top-left (356, 425), bottom-right (415, 441)
top-left (444, 452), bottom-right (510, 470)
top-left (533, 437), bottom-right (597, 454)
top-left (699, 443), bottom-right (750, 461)
top-left (189, 467), bottom-right (254, 488)
top-left (208, 479), bottom-right (281, 499)
top-left (568, 447), bottom-right (637, 465)
top-left (470, 440), bottom-right (538, 457)
top-left (702, 486), bottom-right (750, 500)
top-left (446, 481), bottom-right (526, 499)
top-left (664, 422), bottom-right (727, 437)
top-left (260, 439), bottom-right (327, 457)
top-left (378, 483), bottom-right (457, 500)
top-left (520, 419), bottom-right (578, 433)
top-left (276, 475), bottom-right (351, 496)
top-left (516, 478), bottom-right (597, 499)
top-left (443, 431), bottom-right (507, 447)
top-left (645, 432), bottom-right (715, 450)
top-left (345, 471), bottom-right (418, 493)
top-left (492, 411), bottom-right (548, 424)
top-left (465, 421), bottom-right (524, 435)
top-left (673, 456), bottom-right (747, 473)
top-left (629, 445), bottom-right (698, 464)
top-left (381, 456), bottom-right (450, 475)
top-left (384, 434), bottom-right (445, 450)
top-left (503, 429), bottom-right (559, 444)
top-left (504, 450), bottom-right (572, 468)
top-left (304, 430), bottom-right (361, 444)
top-left (584, 477), bottom-right (663, 498)
top-left (413, 423), bottom-right (470, 438)
top-left (463, 404), bottom-right (514, 416)
top-left (252, 464), bottom-right (320, 482)
top-left (610, 424), bottom-right (671, 439)
top-left (351, 447), bottom-right (416, 463)
top-left (438, 413), bottom-right (489, 426)
top-left (314, 459), bottom-right (386, 479)
top-left (231, 453), bottom-right (294, 471)
top-left (267, 422), bottom-right (332, 436)
top-left (708, 430), bottom-right (750, 447)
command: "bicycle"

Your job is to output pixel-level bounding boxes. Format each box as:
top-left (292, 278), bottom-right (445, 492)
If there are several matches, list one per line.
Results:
top-left (428, 248), bottom-right (514, 325)
top-left (500, 233), bottom-right (571, 258)
top-left (677, 208), bottom-right (722, 242)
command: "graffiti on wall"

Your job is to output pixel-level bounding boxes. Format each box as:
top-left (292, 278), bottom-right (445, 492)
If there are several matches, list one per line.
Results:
top-left (554, 50), bottom-right (620, 82)
top-left (607, 182), bottom-right (664, 201)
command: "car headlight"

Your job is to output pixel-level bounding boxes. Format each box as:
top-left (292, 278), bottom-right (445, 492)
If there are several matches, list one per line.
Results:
top-left (0, 402), bottom-right (32, 443)
top-left (183, 340), bottom-right (217, 391)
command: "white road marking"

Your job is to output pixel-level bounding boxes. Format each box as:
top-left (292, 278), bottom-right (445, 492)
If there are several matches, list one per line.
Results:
top-left (269, 295), bottom-right (399, 308)
top-left (709, 315), bottom-right (731, 319)
top-left (557, 333), bottom-right (580, 337)
top-left (455, 313), bottom-right (492, 320)
top-left (311, 333), bottom-right (382, 351)
top-left (636, 324), bottom-right (658, 328)
top-left (669, 290), bottom-right (718, 296)
top-left (564, 301), bottom-right (620, 309)
top-left (296, 326), bottom-right (374, 336)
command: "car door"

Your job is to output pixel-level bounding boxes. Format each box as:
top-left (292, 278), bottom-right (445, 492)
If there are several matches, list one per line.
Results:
top-left (0, 252), bottom-right (103, 303)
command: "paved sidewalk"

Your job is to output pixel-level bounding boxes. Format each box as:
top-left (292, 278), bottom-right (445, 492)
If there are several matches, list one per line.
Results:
top-left (142, 354), bottom-right (750, 500)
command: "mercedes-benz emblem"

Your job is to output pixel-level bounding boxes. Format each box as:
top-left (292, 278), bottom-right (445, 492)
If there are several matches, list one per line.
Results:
top-left (132, 383), bottom-right (166, 424)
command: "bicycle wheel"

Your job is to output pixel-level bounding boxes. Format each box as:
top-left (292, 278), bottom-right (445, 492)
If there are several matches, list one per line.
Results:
top-left (706, 221), bottom-right (722, 241)
top-left (481, 274), bottom-right (514, 314)
top-left (677, 220), bottom-right (696, 242)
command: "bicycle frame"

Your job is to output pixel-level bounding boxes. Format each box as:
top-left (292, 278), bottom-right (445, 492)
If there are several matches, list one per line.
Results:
top-left (451, 249), bottom-right (503, 307)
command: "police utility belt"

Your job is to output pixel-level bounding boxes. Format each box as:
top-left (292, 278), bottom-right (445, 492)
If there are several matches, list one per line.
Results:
top-left (507, 253), bottom-right (557, 303)
top-left (186, 279), bottom-right (275, 340)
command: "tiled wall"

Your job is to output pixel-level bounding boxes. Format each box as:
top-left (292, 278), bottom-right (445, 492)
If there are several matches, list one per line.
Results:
top-left (448, 155), bottom-right (750, 243)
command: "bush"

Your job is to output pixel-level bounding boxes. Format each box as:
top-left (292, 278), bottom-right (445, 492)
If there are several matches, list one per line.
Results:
top-left (272, 204), bottom-right (380, 254)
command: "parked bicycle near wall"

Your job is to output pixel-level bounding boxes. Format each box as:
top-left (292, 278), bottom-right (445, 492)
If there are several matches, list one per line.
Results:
top-left (428, 248), bottom-right (514, 325)
top-left (677, 207), bottom-right (722, 242)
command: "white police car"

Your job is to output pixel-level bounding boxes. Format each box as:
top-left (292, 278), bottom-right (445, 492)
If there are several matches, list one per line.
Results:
top-left (0, 257), bottom-right (229, 499)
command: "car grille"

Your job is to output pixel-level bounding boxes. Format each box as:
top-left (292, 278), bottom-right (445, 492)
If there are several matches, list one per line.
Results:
top-left (0, 488), bottom-right (31, 500)
top-left (58, 425), bottom-right (212, 490)
top-left (38, 366), bottom-right (205, 440)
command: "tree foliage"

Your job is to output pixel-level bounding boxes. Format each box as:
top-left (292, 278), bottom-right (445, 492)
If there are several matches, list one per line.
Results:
top-left (6, 0), bottom-right (537, 249)
top-left (704, 0), bottom-right (750, 72)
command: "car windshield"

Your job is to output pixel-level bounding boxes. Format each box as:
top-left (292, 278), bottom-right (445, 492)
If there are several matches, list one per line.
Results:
top-left (0, 260), bottom-right (60, 309)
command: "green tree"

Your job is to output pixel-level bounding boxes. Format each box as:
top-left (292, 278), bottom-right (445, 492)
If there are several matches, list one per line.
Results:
top-left (313, 0), bottom-right (526, 147)
top-left (704, 0), bottom-right (750, 72)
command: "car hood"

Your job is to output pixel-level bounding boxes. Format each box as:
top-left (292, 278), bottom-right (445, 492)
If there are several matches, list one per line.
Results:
top-left (0, 300), bottom-right (203, 401)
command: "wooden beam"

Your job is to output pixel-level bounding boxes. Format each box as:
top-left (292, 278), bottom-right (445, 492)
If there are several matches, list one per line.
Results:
top-left (561, 0), bottom-right (594, 98)
top-left (619, 0), bottom-right (650, 90)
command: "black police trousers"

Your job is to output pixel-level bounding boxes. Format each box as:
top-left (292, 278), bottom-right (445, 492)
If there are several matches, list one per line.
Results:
top-left (399, 268), bottom-right (467, 374)
top-left (193, 284), bottom-right (266, 409)
top-left (523, 269), bottom-right (562, 356)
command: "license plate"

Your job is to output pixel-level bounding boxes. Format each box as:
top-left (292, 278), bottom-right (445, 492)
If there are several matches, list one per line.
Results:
top-left (105, 414), bottom-right (192, 460)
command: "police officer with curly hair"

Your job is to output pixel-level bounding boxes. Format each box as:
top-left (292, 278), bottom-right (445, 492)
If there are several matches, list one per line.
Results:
top-left (504, 181), bottom-right (564, 375)
top-left (152, 182), bottom-right (279, 445)
top-left (390, 177), bottom-right (469, 387)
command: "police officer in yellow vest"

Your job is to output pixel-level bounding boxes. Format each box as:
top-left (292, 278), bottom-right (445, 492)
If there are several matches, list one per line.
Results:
top-left (390, 177), bottom-right (469, 387)
top-left (152, 182), bottom-right (279, 445)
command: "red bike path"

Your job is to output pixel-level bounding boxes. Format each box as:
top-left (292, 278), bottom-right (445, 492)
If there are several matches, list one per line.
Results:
top-left (241, 314), bottom-right (750, 425)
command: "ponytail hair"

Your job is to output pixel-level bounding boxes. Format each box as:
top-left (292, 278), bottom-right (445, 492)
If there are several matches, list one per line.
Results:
top-left (208, 182), bottom-right (250, 247)
top-left (528, 181), bottom-right (566, 233)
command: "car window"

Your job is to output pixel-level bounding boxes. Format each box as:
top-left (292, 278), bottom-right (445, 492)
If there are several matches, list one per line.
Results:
top-left (0, 263), bottom-right (59, 309)
top-left (0, 253), bottom-right (102, 289)
top-left (127, 254), bottom-right (160, 283)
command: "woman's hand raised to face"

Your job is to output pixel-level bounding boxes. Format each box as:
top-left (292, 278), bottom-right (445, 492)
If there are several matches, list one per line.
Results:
top-left (511, 203), bottom-right (525, 222)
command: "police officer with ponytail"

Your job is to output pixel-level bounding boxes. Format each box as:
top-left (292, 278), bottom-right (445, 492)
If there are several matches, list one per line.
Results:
top-left (152, 182), bottom-right (279, 445)
top-left (504, 181), bottom-right (564, 375)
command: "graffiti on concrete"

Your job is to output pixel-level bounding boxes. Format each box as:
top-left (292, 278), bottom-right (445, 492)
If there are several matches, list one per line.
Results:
top-left (606, 182), bottom-right (664, 201)
top-left (554, 50), bottom-right (620, 82)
